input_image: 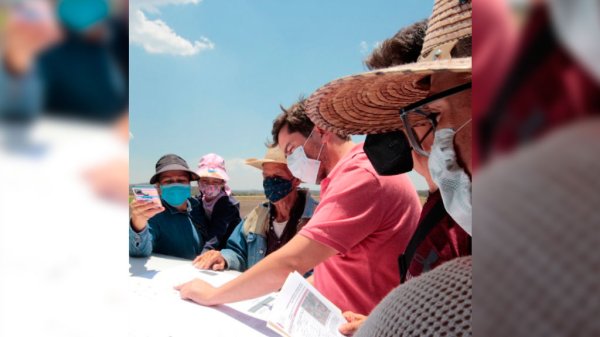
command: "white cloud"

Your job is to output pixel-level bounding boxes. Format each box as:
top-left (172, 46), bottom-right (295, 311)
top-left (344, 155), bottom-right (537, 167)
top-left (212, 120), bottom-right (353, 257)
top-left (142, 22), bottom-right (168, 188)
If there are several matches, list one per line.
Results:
top-left (359, 40), bottom-right (382, 56)
top-left (129, 0), bottom-right (214, 56)
top-left (359, 41), bottom-right (369, 55)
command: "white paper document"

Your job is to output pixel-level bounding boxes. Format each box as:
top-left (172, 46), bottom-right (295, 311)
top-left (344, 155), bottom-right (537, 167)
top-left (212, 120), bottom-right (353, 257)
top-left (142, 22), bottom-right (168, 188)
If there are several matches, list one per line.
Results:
top-left (267, 271), bottom-right (346, 337)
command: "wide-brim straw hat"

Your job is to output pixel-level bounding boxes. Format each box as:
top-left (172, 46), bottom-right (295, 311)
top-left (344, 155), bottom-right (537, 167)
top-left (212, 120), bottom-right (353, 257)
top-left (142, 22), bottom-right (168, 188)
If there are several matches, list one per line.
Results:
top-left (245, 146), bottom-right (287, 170)
top-left (306, 0), bottom-right (472, 135)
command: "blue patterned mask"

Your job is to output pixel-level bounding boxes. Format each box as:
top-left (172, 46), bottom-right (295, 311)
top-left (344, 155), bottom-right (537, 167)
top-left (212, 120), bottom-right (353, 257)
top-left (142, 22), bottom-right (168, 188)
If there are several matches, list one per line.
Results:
top-left (160, 183), bottom-right (191, 207)
top-left (263, 177), bottom-right (293, 203)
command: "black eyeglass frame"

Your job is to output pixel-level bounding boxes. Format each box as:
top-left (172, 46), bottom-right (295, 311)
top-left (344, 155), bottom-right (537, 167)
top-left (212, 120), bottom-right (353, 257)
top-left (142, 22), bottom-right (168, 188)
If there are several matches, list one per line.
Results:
top-left (399, 82), bottom-right (472, 157)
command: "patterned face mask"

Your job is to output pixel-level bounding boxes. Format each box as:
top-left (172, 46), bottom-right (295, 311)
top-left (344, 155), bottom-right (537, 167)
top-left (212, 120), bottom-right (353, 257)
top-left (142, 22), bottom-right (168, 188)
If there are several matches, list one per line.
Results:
top-left (199, 183), bottom-right (222, 199)
top-left (262, 176), bottom-right (293, 203)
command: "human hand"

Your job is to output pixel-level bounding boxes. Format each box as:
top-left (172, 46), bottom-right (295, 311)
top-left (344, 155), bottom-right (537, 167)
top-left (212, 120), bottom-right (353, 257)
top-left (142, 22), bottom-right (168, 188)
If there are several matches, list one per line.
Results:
top-left (84, 158), bottom-right (129, 205)
top-left (175, 278), bottom-right (220, 306)
top-left (129, 199), bottom-right (164, 232)
top-left (193, 250), bottom-right (227, 270)
top-left (339, 311), bottom-right (368, 336)
top-left (4, 0), bottom-right (62, 74)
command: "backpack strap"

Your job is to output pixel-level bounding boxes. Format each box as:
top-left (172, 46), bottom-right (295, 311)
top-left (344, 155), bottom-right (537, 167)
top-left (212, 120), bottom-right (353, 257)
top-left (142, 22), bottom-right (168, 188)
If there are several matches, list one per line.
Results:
top-left (398, 196), bottom-right (447, 283)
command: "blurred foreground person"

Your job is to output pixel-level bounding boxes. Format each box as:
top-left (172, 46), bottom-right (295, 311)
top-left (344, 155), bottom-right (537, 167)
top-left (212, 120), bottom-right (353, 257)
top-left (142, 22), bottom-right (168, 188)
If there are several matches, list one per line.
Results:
top-left (0, 0), bottom-right (127, 123)
top-left (473, 0), bottom-right (600, 336)
top-left (193, 146), bottom-right (318, 272)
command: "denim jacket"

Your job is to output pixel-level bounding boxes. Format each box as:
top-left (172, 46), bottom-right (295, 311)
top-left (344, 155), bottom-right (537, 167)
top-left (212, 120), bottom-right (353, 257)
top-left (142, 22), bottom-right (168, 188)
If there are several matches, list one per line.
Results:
top-left (220, 189), bottom-right (318, 271)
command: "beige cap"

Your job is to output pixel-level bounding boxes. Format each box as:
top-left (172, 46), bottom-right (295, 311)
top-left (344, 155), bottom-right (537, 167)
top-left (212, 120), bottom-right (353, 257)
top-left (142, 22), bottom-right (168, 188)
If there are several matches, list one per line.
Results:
top-left (244, 146), bottom-right (287, 170)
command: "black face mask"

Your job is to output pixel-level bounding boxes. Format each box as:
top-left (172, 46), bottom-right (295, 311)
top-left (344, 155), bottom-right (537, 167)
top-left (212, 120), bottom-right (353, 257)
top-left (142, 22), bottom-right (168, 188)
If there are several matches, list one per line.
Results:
top-left (364, 131), bottom-right (413, 176)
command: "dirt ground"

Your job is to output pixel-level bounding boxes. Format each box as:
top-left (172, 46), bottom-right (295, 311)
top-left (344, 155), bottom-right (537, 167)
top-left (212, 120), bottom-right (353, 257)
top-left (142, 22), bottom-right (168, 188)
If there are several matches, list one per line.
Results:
top-left (235, 195), bottom-right (268, 218)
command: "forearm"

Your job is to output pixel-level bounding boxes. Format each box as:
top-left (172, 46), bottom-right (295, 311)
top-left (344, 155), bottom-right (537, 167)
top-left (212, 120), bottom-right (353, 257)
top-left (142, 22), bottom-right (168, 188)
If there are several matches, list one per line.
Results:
top-left (209, 235), bottom-right (335, 304)
top-left (209, 246), bottom-right (305, 304)
top-left (129, 221), bottom-right (152, 257)
top-left (0, 58), bottom-right (42, 117)
top-left (179, 235), bottom-right (336, 306)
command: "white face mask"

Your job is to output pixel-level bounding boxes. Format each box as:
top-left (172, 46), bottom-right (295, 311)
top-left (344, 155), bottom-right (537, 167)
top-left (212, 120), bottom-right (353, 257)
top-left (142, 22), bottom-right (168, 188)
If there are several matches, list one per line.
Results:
top-left (428, 119), bottom-right (472, 236)
top-left (287, 130), bottom-right (324, 185)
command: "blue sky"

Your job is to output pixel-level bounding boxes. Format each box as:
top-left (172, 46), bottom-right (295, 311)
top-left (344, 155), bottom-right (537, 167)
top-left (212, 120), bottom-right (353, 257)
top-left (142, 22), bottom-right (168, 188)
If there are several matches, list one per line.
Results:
top-left (130, 0), bottom-right (432, 190)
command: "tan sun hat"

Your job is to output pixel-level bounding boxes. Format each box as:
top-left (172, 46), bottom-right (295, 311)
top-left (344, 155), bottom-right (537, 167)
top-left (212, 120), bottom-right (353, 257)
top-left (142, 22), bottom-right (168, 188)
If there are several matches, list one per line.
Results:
top-left (244, 146), bottom-right (287, 170)
top-left (306, 0), bottom-right (472, 135)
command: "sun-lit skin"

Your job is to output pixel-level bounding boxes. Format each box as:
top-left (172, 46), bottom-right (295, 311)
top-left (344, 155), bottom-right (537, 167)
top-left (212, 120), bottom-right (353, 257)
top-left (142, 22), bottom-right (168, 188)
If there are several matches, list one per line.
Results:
top-left (407, 72), bottom-right (472, 192)
top-left (427, 72), bottom-right (473, 176)
top-left (199, 177), bottom-right (225, 186)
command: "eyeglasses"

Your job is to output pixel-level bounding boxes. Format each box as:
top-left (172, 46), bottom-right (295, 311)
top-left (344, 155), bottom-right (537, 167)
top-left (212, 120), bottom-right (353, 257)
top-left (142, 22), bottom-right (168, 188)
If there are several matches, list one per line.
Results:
top-left (399, 82), bottom-right (472, 156)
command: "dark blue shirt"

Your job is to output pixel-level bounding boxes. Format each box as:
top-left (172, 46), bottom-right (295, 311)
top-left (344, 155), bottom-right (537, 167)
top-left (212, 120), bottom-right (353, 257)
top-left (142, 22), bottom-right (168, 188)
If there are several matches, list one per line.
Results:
top-left (129, 198), bottom-right (209, 260)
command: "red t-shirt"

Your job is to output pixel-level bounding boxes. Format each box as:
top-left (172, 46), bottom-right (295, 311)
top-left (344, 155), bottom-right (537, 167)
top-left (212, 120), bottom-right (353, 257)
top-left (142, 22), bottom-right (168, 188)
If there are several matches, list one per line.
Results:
top-left (299, 144), bottom-right (421, 314)
top-left (406, 190), bottom-right (472, 280)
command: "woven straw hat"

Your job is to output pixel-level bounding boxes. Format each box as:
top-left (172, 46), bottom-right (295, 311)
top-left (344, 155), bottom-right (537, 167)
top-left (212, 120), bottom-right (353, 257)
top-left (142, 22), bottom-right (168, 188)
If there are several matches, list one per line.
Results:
top-left (245, 146), bottom-right (287, 170)
top-left (306, 0), bottom-right (472, 135)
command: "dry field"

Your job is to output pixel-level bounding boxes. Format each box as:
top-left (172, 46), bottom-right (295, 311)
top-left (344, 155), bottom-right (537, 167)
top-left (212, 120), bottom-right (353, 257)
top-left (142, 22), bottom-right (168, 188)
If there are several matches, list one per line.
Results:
top-left (129, 193), bottom-right (426, 218)
top-left (234, 194), bottom-right (426, 219)
top-left (234, 195), bottom-right (268, 218)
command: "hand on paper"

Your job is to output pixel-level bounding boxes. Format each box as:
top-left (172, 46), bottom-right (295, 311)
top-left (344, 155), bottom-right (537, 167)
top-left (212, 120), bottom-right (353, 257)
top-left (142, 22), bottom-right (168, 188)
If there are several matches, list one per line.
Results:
top-left (130, 199), bottom-right (164, 232)
top-left (175, 278), bottom-right (219, 306)
top-left (339, 311), bottom-right (368, 336)
top-left (193, 250), bottom-right (227, 270)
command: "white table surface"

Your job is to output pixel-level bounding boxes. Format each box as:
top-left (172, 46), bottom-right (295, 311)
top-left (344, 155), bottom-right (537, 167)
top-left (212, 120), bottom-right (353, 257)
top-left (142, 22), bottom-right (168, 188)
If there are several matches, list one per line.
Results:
top-left (0, 118), bottom-right (129, 337)
top-left (129, 254), bottom-right (279, 337)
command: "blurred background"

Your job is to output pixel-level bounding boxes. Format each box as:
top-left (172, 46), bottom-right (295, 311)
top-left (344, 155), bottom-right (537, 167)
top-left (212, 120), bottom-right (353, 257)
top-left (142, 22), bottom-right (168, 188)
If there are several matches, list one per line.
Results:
top-left (473, 0), bottom-right (599, 336)
top-left (0, 0), bottom-right (598, 336)
top-left (0, 0), bottom-right (129, 336)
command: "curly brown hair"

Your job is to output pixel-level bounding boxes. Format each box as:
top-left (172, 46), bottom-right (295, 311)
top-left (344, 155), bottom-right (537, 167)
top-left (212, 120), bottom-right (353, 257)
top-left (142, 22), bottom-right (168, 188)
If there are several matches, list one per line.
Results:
top-left (271, 97), bottom-right (314, 146)
top-left (271, 97), bottom-right (350, 146)
top-left (365, 19), bottom-right (428, 70)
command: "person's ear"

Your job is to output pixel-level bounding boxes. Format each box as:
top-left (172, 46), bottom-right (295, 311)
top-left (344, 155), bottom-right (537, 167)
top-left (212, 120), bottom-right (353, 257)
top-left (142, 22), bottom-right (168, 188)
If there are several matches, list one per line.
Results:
top-left (315, 127), bottom-right (330, 143)
top-left (155, 184), bottom-right (161, 194)
top-left (291, 177), bottom-right (301, 188)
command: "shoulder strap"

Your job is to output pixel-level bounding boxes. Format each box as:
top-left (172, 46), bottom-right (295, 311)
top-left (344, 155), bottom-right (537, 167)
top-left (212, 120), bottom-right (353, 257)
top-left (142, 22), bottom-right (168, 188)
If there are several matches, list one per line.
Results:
top-left (398, 197), bottom-right (447, 282)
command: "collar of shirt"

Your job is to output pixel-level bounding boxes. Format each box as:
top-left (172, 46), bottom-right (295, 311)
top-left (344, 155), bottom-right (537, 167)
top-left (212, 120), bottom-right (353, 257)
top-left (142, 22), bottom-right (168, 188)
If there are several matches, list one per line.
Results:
top-left (320, 143), bottom-right (365, 191)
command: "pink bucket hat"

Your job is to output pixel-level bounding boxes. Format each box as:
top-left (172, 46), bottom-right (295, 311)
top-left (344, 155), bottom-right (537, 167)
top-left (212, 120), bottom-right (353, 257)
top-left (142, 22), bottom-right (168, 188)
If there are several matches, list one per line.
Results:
top-left (196, 153), bottom-right (230, 181)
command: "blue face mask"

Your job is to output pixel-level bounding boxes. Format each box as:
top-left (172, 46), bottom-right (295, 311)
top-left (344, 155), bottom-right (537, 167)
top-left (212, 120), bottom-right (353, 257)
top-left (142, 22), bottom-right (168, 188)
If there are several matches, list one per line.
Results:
top-left (263, 177), bottom-right (293, 203)
top-left (160, 183), bottom-right (191, 207)
top-left (57, 0), bottom-right (109, 32)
